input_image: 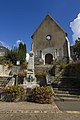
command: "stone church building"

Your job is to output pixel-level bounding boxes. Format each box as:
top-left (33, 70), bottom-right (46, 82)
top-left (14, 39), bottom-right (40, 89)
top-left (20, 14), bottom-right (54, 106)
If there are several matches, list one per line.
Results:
top-left (31, 15), bottom-right (71, 65)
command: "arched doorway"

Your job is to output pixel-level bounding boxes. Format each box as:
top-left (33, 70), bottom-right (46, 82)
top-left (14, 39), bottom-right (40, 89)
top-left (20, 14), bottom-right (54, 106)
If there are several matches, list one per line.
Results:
top-left (45, 53), bottom-right (53, 64)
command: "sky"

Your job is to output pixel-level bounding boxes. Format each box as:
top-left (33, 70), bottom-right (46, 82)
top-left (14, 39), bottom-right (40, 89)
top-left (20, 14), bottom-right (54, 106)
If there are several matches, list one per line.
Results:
top-left (0, 0), bottom-right (80, 53)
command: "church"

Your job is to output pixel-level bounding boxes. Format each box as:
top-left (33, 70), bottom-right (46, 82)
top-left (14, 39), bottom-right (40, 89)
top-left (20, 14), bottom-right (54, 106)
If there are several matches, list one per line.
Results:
top-left (31, 15), bottom-right (71, 65)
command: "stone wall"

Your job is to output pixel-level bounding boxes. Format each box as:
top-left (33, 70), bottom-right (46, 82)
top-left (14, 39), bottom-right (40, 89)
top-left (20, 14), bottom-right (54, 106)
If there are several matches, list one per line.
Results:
top-left (0, 65), bottom-right (11, 75)
top-left (32, 15), bottom-right (66, 53)
top-left (31, 15), bottom-right (71, 64)
top-left (0, 65), bottom-right (20, 76)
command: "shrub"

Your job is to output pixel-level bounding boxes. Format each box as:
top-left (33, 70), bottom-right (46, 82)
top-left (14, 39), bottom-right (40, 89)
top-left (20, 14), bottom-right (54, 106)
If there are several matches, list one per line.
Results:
top-left (21, 62), bottom-right (27, 69)
top-left (63, 61), bottom-right (80, 77)
top-left (35, 70), bottom-right (47, 78)
top-left (35, 70), bottom-right (47, 86)
top-left (3, 86), bottom-right (25, 102)
top-left (18, 71), bottom-right (27, 84)
top-left (60, 64), bottom-right (66, 70)
top-left (31, 86), bottom-right (53, 104)
top-left (18, 70), bottom-right (27, 77)
top-left (7, 61), bottom-right (13, 68)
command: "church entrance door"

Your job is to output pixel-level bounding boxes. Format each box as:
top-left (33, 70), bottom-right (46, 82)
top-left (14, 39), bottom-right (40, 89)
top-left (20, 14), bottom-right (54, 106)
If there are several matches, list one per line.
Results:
top-left (45, 53), bottom-right (53, 64)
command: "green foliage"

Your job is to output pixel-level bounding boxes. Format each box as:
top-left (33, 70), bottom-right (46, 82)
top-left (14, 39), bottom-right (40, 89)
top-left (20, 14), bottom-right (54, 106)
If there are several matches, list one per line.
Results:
top-left (18, 42), bottom-right (27, 64)
top-left (31, 86), bottom-right (53, 104)
top-left (21, 62), bottom-right (27, 69)
top-left (18, 70), bottom-right (27, 77)
top-left (59, 64), bottom-right (66, 70)
top-left (63, 61), bottom-right (80, 77)
top-left (4, 42), bottom-right (27, 65)
top-left (35, 70), bottom-right (47, 78)
top-left (3, 86), bottom-right (25, 102)
top-left (0, 56), bottom-right (10, 65)
top-left (7, 61), bottom-right (13, 68)
top-left (5, 47), bottom-right (18, 65)
top-left (72, 38), bottom-right (80, 59)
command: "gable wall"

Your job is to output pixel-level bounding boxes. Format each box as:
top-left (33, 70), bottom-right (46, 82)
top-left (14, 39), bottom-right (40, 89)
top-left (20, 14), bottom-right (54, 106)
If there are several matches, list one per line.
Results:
top-left (32, 16), bottom-right (66, 52)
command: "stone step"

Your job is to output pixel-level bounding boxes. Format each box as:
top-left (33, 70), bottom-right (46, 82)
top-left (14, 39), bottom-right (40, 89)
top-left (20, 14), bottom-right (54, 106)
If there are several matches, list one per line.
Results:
top-left (53, 81), bottom-right (80, 84)
top-left (54, 96), bottom-right (80, 101)
top-left (53, 86), bottom-right (80, 90)
top-left (55, 76), bottom-right (80, 80)
top-left (52, 76), bottom-right (80, 101)
top-left (53, 77), bottom-right (80, 84)
top-left (53, 87), bottom-right (80, 95)
top-left (53, 90), bottom-right (80, 95)
top-left (53, 90), bottom-right (70, 94)
top-left (53, 87), bottom-right (80, 91)
top-left (53, 86), bottom-right (80, 101)
top-left (54, 93), bottom-right (80, 98)
top-left (53, 87), bottom-right (79, 90)
top-left (0, 79), bottom-right (10, 87)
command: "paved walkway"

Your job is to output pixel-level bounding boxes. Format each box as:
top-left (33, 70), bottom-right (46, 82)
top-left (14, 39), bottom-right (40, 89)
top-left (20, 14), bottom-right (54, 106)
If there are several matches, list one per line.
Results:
top-left (0, 101), bottom-right (61, 113)
top-left (0, 112), bottom-right (80, 120)
top-left (55, 101), bottom-right (80, 111)
top-left (0, 102), bottom-right (80, 120)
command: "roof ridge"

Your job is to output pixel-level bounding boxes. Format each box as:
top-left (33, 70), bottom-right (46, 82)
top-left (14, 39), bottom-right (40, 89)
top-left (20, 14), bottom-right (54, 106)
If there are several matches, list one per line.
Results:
top-left (31, 15), bottom-right (67, 38)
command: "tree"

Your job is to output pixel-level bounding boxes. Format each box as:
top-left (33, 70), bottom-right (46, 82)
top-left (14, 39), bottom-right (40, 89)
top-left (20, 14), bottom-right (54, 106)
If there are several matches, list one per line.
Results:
top-left (5, 42), bottom-right (27, 65)
top-left (18, 42), bottom-right (27, 64)
top-left (5, 47), bottom-right (18, 65)
top-left (72, 38), bottom-right (80, 60)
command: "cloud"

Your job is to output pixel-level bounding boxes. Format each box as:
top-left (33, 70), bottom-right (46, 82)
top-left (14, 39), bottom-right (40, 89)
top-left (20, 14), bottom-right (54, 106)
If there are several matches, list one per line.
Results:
top-left (0, 41), bottom-right (3, 46)
top-left (11, 39), bottom-right (25, 49)
top-left (16, 39), bottom-right (24, 45)
top-left (70, 13), bottom-right (80, 44)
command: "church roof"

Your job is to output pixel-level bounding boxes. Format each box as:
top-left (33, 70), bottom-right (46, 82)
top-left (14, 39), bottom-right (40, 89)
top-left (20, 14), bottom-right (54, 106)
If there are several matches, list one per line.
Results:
top-left (31, 15), bottom-right (67, 38)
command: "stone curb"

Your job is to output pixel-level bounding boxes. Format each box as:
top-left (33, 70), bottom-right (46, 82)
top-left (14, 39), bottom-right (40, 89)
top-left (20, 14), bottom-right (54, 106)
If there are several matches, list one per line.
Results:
top-left (65, 111), bottom-right (80, 114)
top-left (0, 109), bottom-right (61, 114)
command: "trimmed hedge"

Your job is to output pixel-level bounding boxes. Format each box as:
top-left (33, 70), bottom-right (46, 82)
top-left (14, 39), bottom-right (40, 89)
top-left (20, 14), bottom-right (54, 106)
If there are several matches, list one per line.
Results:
top-left (2, 86), bottom-right (25, 102)
top-left (30, 86), bottom-right (53, 104)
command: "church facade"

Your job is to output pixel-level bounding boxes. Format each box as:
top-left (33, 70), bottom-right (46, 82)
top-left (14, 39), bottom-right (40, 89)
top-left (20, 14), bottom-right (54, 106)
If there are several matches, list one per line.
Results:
top-left (31, 15), bottom-right (71, 65)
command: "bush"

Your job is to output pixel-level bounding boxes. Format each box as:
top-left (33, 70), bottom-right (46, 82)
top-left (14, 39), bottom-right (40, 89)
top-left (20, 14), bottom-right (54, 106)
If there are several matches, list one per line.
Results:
top-left (30, 86), bottom-right (53, 104)
top-left (35, 70), bottom-right (47, 86)
top-left (3, 86), bottom-right (25, 102)
top-left (60, 64), bottom-right (66, 70)
top-left (7, 61), bottom-right (13, 68)
top-left (35, 70), bottom-right (47, 78)
top-left (18, 70), bottom-right (27, 77)
top-left (63, 61), bottom-right (80, 77)
top-left (21, 62), bottom-right (27, 69)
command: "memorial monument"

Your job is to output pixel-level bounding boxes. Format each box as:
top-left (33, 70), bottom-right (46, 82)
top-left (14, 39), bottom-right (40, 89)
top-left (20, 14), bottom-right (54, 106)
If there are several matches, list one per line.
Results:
top-left (27, 51), bottom-right (35, 79)
top-left (23, 51), bottom-right (39, 88)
